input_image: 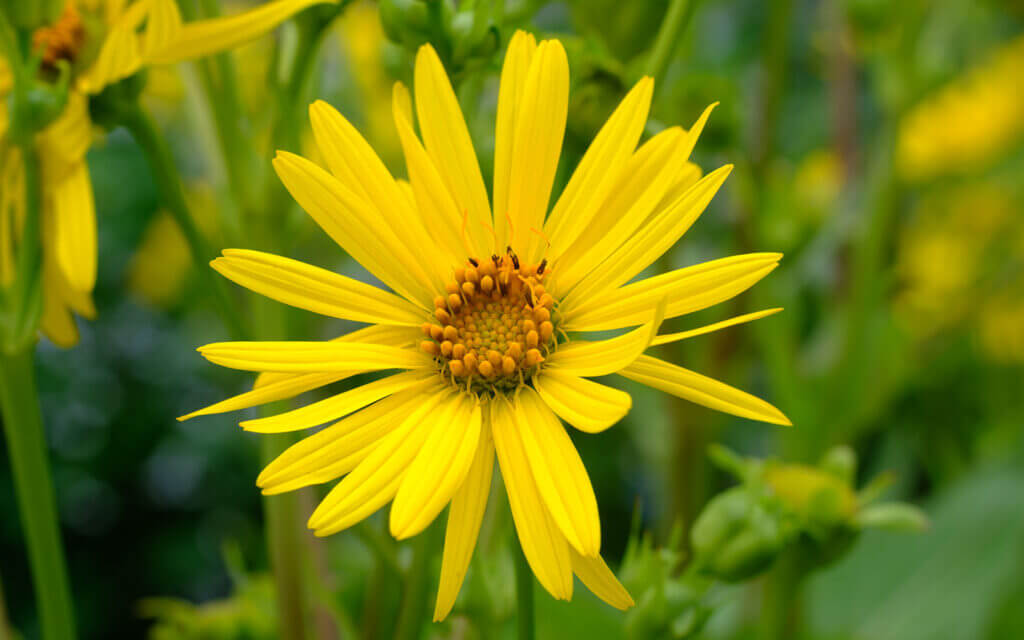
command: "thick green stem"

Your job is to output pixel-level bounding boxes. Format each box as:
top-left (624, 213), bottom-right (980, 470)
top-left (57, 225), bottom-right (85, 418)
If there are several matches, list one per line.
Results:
top-left (0, 348), bottom-right (76, 640)
top-left (642, 0), bottom-right (697, 87)
top-left (393, 531), bottom-right (433, 640)
top-left (760, 550), bottom-right (805, 640)
top-left (116, 103), bottom-right (249, 340)
top-left (514, 545), bottom-right (535, 640)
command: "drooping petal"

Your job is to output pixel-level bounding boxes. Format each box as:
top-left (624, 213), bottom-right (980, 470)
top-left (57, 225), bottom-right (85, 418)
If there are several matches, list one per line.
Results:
top-left (52, 161), bottom-right (96, 294)
top-left (514, 388), bottom-right (601, 557)
top-left (433, 421), bottom-right (494, 621)
top-left (619, 355), bottom-right (792, 425)
top-left (76, 15), bottom-right (142, 93)
top-left (240, 370), bottom-right (438, 433)
top-left (212, 249), bottom-right (426, 326)
top-left (196, 341), bottom-right (427, 373)
top-left (38, 91), bottom-right (92, 166)
top-left (563, 253), bottom-right (782, 331)
top-left (491, 398), bottom-right (573, 600)
top-left (569, 547), bottom-right (635, 611)
top-left (141, 0), bottom-right (184, 58)
top-left (178, 372), bottom-right (350, 421)
top-left (651, 308), bottom-right (783, 346)
top-left (533, 370), bottom-right (632, 433)
top-left (390, 395), bottom-right (482, 538)
top-left (545, 302), bottom-right (664, 378)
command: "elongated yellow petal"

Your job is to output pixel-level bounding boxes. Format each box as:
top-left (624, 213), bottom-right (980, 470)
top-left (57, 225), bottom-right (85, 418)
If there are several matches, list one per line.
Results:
top-left (196, 341), bottom-right (427, 373)
top-left (563, 253), bottom-right (782, 331)
top-left (272, 150), bottom-right (432, 306)
top-left (144, 0), bottom-right (336, 64)
top-left (76, 18), bottom-right (141, 93)
top-left (533, 370), bottom-right (632, 433)
top-left (504, 39), bottom-right (569, 261)
top-left (179, 372), bottom-right (350, 421)
top-left (619, 355), bottom-right (791, 425)
top-left (651, 308), bottom-right (783, 346)
top-left (491, 398), bottom-right (573, 600)
top-left (569, 548), bottom-right (635, 610)
top-left (544, 77), bottom-right (654, 255)
top-left (390, 395), bottom-right (482, 538)
top-left (240, 370), bottom-right (437, 433)
top-left (38, 91), bottom-right (91, 166)
top-left (493, 30), bottom-right (538, 249)
top-left (434, 421), bottom-right (494, 621)
top-left (40, 263), bottom-right (80, 348)
top-left (141, 0), bottom-right (183, 58)
top-left (52, 161), bottom-right (96, 294)
top-left (309, 390), bottom-right (455, 535)
top-left (515, 388), bottom-right (601, 557)
top-left (212, 249), bottom-right (425, 326)
top-left (545, 302), bottom-right (664, 377)
top-left (257, 388), bottom-right (429, 493)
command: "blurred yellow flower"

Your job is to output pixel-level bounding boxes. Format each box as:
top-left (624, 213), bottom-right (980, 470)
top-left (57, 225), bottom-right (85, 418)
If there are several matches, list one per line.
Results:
top-left (898, 35), bottom-right (1024, 181)
top-left (184, 31), bottom-right (789, 619)
top-left (0, 0), bottom-right (334, 346)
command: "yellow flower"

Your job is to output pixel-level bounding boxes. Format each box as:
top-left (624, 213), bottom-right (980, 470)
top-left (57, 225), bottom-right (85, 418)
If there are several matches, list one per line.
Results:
top-left (184, 31), bottom-right (790, 618)
top-left (0, 0), bottom-right (335, 346)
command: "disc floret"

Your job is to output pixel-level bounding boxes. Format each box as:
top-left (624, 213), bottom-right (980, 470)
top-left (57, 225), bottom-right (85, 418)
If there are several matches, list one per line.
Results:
top-left (421, 249), bottom-right (556, 392)
top-left (32, 4), bottom-right (87, 69)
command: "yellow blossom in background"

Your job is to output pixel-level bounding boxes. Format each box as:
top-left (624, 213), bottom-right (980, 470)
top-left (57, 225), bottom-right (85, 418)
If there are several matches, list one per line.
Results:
top-left (978, 295), bottom-right (1024, 364)
top-left (0, 0), bottom-right (335, 346)
top-left (898, 35), bottom-right (1024, 181)
top-left (792, 149), bottom-right (841, 220)
top-left (184, 31), bottom-right (790, 619)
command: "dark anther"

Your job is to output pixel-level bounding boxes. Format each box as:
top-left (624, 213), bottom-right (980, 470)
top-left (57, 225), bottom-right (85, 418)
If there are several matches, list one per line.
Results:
top-left (491, 254), bottom-right (501, 265)
top-left (537, 259), bottom-right (547, 274)
top-left (468, 257), bottom-right (479, 267)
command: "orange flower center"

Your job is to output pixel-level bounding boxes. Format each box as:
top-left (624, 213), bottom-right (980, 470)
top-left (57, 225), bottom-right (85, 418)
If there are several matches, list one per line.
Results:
top-left (32, 4), bottom-right (87, 69)
top-left (421, 250), bottom-right (556, 391)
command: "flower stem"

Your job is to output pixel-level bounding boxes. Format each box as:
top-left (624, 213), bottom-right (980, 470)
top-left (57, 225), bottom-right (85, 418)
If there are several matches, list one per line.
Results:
top-left (514, 544), bottom-right (535, 640)
top-left (0, 346), bottom-right (76, 640)
top-left (643, 0), bottom-right (697, 87)
top-left (393, 529), bottom-right (433, 640)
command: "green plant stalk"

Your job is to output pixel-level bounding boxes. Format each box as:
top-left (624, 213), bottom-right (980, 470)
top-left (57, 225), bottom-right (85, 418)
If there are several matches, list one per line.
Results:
top-left (393, 528), bottom-right (434, 640)
top-left (642, 0), bottom-right (697, 87)
top-left (0, 348), bottom-right (76, 640)
top-left (760, 549), bottom-right (806, 640)
top-left (514, 544), bottom-right (535, 640)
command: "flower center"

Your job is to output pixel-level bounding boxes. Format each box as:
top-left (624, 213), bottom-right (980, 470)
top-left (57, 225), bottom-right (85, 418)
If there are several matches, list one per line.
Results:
top-left (421, 249), bottom-right (556, 392)
top-left (32, 4), bottom-right (87, 70)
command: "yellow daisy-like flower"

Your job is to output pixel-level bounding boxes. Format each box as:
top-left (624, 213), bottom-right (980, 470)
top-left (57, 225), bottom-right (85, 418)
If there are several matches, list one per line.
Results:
top-left (185, 31), bottom-right (790, 618)
top-left (0, 0), bottom-right (334, 346)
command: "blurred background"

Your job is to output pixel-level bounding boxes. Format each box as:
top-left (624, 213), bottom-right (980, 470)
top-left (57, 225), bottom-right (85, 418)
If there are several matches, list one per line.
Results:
top-left (2, 0), bottom-right (1023, 638)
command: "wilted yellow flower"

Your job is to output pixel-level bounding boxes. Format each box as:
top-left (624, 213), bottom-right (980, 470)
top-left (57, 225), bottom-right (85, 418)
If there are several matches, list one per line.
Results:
top-left (185, 31), bottom-right (789, 618)
top-left (0, 0), bottom-right (334, 346)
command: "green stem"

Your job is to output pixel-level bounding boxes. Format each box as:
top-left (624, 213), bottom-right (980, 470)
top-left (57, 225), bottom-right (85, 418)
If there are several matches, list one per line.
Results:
top-left (642, 0), bottom-right (697, 87)
top-left (116, 103), bottom-right (249, 340)
top-left (514, 544), bottom-right (535, 640)
top-left (393, 531), bottom-right (433, 640)
top-left (0, 348), bottom-right (76, 640)
top-left (0, 571), bottom-right (13, 640)
top-left (761, 550), bottom-right (805, 640)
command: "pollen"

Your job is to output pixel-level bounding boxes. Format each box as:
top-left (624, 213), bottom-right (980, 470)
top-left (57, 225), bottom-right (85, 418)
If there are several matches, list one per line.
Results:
top-left (421, 249), bottom-right (557, 392)
top-left (32, 4), bottom-right (86, 69)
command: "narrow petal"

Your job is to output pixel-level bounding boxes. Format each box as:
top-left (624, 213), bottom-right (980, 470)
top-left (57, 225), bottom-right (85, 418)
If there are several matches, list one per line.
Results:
top-left (390, 395), bottom-right (482, 538)
top-left (309, 390), bottom-right (456, 535)
top-left (563, 253), bottom-right (781, 331)
top-left (413, 45), bottom-right (492, 255)
top-left (212, 249), bottom-right (426, 325)
top-left (651, 308), bottom-right (783, 346)
top-left (533, 370), bottom-right (632, 433)
top-left (545, 303), bottom-right (664, 378)
top-left (197, 341), bottom-right (426, 373)
top-left (433, 422), bottom-right (494, 621)
top-left (619, 355), bottom-right (792, 425)
top-left (38, 92), bottom-right (91, 165)
top-left (491, 398), bottom-right (573, 600)
top-left (503, 39), bottom-right (569, 261)
top-left (493, 30), bottom-right (538, 249)
top-left (141, 0), bottom-right (183, 58)
top-left (570, 548), bottom-right (635, 611)
top-left (515, 388), bottom-right (601, 557)
top-left (52, 161), bottom-right (96, 293)
top-left (178, 372), bottom-right (350, 421)
top-left (144, 0), bottom-right (335, 64)
top-left (76, 18), bottom-right (142, 93)
top-left (240, 370), bottom-right (437, 433)
top-left (40, 264), bottom-right (80, 348)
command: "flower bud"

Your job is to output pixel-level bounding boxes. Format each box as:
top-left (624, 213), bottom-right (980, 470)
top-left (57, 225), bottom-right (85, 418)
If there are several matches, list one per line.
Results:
top-left (690, 488), bottom-right (788, 582)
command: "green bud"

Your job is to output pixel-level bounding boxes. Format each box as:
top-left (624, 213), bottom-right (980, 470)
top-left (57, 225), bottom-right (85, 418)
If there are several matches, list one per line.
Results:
top-left (6, 61), bottom-right (70, 142)
top-left (691, 488), bottom-right (788, 582)
top-left (378, 0), bottom-right (434, 50)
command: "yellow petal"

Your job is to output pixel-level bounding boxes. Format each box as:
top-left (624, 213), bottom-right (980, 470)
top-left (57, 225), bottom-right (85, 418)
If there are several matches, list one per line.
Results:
top-left (569, 548), bottom-right (635, 611)
top-left (563, 253), bottom-right (782, 331)
top-left (309, 390), bottom-right (455, 535)
top-left (544, 77), bottom-right (653, 255)
top-left (564, 164), bottom-right (733, 306)
top-left (503, 39), bottom-right (569, 261)
top-left (76, 17), bottom-right (142, 93)
top-left (272, 150), bottom-right (432, 306)
top-left (38, 92), bottom-right (92, 166)
top-left (491, 398), bottom-right (573, 600)
top-left (40, 265), bottom-right (80, 348)
top-left (545, 302), bottom-right (664, 378)
top-left (390, 395), bottom-right (482, 538)
top-left (240, 370), bottom-right (438, 433)
top-left (413, 44), bottom-right (492, 255)
top-left (52, 161), bottom-right (96, 294)
top-left (493, 30), bottom-right (538, 249)
top-left (144, 0), bottom-right (336, 64)
top-left (651, 308), bottom-right (783, 346)
top-left (533, 370), bottom-right (632, 433)
top-left (178, 372), bottom-right (350, 421)
top-left (212, 249), bottom-right (425, 326)
top-left (196, 340), bottom-right (427, 373)
top-left (141, 0), bottom-right (183, 58)
top-left (619, 355), bottom-right (792, 425)
top-left (514, 388), bottom-right (601, 557)
top-left (433, 422), bottom-right (494, 621)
